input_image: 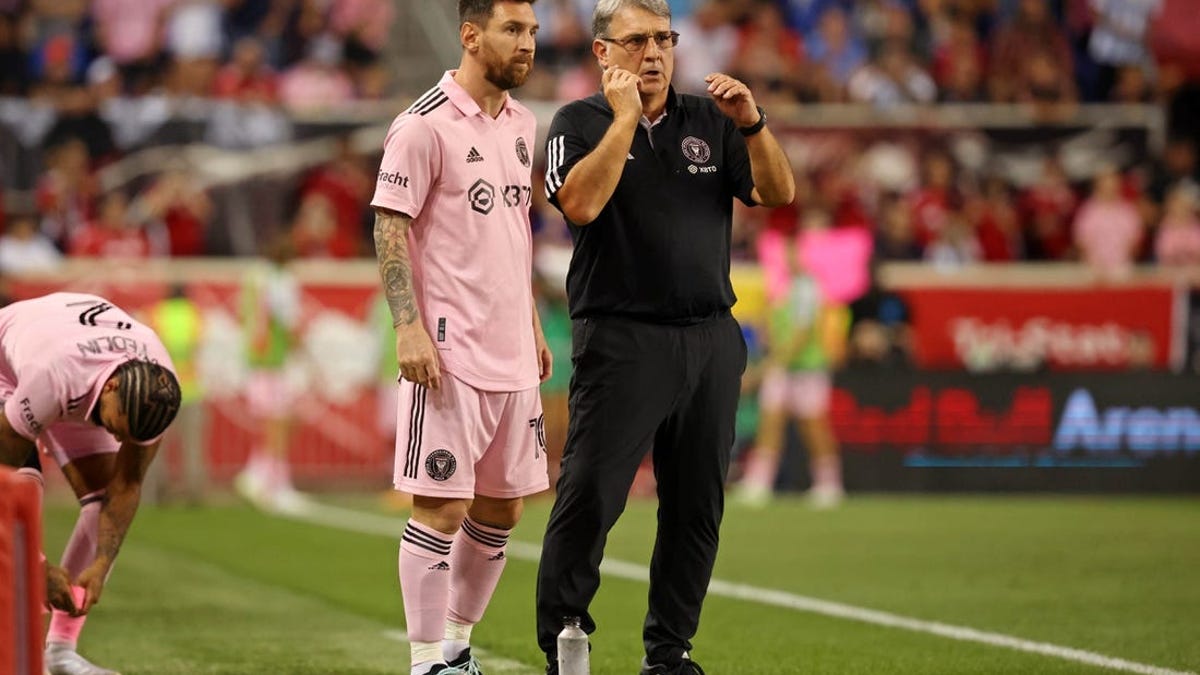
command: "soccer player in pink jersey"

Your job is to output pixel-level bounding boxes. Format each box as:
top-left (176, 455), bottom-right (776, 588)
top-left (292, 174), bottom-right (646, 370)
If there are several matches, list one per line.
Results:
top-left (0, 292), bottom-right (181, 675)
top-left (370, 2), bottom-right (549, 675)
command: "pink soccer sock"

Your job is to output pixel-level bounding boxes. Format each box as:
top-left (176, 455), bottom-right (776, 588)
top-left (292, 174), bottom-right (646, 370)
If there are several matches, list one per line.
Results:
top-left (741, 448), bottom-right (780, 492)
top-left (447, 517), bottom-right (511, 627)
top-left (399, 519), bottom-right (454, 648)
top-left (811, 453), bottom-right (844, 491)
top-left (47, 490), bottom-right (104, 648)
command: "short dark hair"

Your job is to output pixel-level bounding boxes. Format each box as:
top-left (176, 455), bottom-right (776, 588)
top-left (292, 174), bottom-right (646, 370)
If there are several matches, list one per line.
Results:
top-left (115, 360), bottom-right (182, 442)
top-left (458, 0), bottom-right (535, 27)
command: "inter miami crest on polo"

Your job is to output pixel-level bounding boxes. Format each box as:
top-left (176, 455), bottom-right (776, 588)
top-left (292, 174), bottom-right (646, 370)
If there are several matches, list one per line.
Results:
top-left (425, 448), bottom-right (457, 481)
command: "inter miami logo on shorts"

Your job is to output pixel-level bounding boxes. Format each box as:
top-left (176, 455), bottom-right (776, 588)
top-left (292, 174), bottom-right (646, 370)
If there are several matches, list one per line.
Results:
top-left (425, 449), bottom-right (457, 481)
top-left (515, 136), bottom-right (530, 167)
top-left (681, 136), bottom-right (711, 164)
top-left (468, 178), bottom-right (495, 215)
top-left (528, 414), bottom-right (546, 458)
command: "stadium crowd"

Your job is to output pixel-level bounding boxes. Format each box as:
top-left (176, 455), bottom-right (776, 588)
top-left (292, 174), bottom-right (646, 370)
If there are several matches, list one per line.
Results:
top-left (0, 0), bottom-right (1197, 277)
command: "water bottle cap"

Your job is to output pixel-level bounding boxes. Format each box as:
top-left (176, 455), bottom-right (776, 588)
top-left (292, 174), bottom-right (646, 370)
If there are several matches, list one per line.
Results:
top-left (562, 616), bottom-right (581, 627)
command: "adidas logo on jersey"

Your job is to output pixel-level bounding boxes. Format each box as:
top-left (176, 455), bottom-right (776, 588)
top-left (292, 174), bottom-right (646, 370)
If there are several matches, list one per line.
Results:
top-left (428, 561), bottom-right (451, 571)
top-left (466, 147), bottom-right (484, 163)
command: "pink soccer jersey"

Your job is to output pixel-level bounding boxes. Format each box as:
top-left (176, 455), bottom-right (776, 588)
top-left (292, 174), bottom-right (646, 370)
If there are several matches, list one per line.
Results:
top-left (0, 292), bottom-right (176, 444)
top-left (371, 71), bottom-right (538, 392)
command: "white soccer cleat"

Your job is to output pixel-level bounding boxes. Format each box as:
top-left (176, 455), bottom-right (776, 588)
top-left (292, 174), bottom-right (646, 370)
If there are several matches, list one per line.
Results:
top-left (807, 484), bottom-right (845, 510)
top-left (45, 643), bottom-right (122, 675)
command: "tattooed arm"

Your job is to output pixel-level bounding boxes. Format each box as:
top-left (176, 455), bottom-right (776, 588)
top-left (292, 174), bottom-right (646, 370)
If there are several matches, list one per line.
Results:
top-left (75, 438), bottom-right (159, 613)
top-left (374, 208), bottom-right (441, 389)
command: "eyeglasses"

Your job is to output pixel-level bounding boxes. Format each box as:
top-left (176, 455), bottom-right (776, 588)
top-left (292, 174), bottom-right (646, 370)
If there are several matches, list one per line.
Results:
top-left (599, 31), bottom-right (680, 53)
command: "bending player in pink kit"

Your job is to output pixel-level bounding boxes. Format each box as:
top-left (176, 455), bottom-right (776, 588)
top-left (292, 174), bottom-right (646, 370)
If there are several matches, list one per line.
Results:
top-left (371, 2), bottom-right (549, 674)
top-left (0, 292), bottom-right (181, 675)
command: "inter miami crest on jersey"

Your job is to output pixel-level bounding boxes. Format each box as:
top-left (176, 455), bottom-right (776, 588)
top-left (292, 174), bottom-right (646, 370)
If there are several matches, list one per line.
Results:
top-left (515, 136), bottom-right (530, 167)
top-left (425, 449), bottom-right (457, 481)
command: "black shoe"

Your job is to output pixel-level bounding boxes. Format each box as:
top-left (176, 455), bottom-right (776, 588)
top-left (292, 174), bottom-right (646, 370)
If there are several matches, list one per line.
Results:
top-left (447, 647), bottom-right (483, 672)
top-left (639, 656), bottom-right (705, 675)
top-left (545, 660), bottom-right (559, 674)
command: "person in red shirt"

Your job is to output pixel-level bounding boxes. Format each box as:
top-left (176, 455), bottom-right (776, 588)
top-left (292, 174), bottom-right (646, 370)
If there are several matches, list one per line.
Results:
top-left (68, 190), bottom-right (160, 259)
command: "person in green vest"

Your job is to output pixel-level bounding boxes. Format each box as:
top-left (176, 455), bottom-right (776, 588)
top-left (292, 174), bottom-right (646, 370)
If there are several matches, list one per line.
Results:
top-left (736, 217), bottom-right (850, 508)
top-left (234, 233), bottom-right (308, 513)
top-left (145, 282), bottom-right (207, 504)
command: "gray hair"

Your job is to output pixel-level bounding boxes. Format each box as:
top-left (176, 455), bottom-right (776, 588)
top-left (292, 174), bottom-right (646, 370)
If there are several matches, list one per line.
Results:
top-left (592, 0), bottom-right (670, 38)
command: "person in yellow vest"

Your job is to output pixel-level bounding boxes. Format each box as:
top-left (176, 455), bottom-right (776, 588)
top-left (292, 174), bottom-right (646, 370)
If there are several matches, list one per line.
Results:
top-left (144, 283), bottom-right (207, 504)
top-left (737, 212), bottom-right (850, 508)
top-left (234, 234), bottom-right (309, 513)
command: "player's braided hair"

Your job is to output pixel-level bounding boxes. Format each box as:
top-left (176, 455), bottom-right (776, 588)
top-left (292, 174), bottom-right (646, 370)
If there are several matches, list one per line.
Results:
top-left (114, 360), bottom-right (181, 442)
top-left (459, 0), bottom-right (535, 26)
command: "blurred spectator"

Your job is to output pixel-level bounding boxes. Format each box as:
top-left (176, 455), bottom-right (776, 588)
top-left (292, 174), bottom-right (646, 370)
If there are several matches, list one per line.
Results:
top-left (1087, 0), bottom-right (1161, 101)
top-left (35, 137), bottom-right (94, 249)
top-left (532, 0), bottom-right (591, 70)
top-left (846, 39), bottom-right (936, 107)
top-left (0, 14), bottom-right (26, 95)
top-left (782, 0), bottom-right (855, 38)
top-left (1150, 0), bottom-right (1200, 110)
top-left (1015, 48), bottom-right (1079, 116)
top-left (68, 189), bottom-right (165, 258)
top-left (165, 0), bottom-right (224, 98)
top-left (806, 6), bottom-right (868, 90)
top-left (88, 55), bottom-right (174, 151)
top-left (924, 211), bottom-right (981, 269)
top-left (989, 0), bottom-right (1073, 102)
top-left (278, 33), bottom-right (355, 111)
top-left (329, 0), bottom-right (395, 98)
top-left (874, 193), bottom-right (923, 261)
top-left (1154, 184), bottom-right (1200, 268)
top-left (971, 176), bottom-right (1024, 261)
top-left (729, 0), bottom-right (807, 104)
top-left (290, 191), bottom-right (336, 257)
top-left (92, 0), bottom-right (173, 94)
top-left (847, 261), bottom-right (913, 368)
top-left (1073, 165), bottom-right (1143, 281)
top-left (908, 150), bottom-right (958, 246)
top-left (931, 13), bottom-right (986, 102)
top-left (1145, 136), bottom-right (1198, 208)
top-left (1019, 156), bottom-right (1078, 260)
top-left (212, 36), bottom-right (280, 103)
top-left (294, 135), bottom-right (372, 257)
top-left (279, 0), bottom-right (327, 67)
top-left (136, 169), bottom-right (214, 256)
top-left (0, 211), bottom-right (63, 274)
top-left (674, 0), bottom-right (739, 95)
top-left (1109, 64), bottom-right (1155, 103)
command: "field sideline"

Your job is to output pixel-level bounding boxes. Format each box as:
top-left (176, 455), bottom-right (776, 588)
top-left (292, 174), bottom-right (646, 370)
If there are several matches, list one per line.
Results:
top-left (43, 495), bottom-right (1200, 674)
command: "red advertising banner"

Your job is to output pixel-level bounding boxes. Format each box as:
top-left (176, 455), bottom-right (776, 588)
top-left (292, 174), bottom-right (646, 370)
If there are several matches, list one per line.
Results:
top-left (900, 286), bottom-right (1179, 371)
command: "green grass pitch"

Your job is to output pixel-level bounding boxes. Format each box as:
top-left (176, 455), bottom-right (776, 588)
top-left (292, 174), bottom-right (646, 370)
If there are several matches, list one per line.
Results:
top-left (42, 495), bottom-right (1200, 674)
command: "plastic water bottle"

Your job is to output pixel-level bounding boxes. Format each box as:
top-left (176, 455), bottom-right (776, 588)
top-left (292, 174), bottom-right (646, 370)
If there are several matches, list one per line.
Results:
top-left (557, 616), bottom-right (589, 675)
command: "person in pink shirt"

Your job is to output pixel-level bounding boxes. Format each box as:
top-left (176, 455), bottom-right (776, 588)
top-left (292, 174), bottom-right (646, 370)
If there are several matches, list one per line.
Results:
top-left (1155, 184), bottom-right (1200, 272)
top-left (0, 292), bottom-right (181, 675)
top-left (369, 2), bottom-right (549, 674)
top-left (1073, 165), bottom-right (1144, 282)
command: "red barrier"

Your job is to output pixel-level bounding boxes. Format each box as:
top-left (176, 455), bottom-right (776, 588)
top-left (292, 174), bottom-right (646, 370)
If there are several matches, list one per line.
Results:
top-left (0, 466), bottom-right (45, 675)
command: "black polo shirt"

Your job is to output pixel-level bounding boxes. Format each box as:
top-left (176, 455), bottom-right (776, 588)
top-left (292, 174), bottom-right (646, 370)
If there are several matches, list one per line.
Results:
top-left (544, 87), bottom-right (756, 324)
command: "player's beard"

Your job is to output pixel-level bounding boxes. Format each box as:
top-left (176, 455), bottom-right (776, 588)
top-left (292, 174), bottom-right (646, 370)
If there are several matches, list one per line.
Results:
top-left (483, 48), bottom-right (532, 91)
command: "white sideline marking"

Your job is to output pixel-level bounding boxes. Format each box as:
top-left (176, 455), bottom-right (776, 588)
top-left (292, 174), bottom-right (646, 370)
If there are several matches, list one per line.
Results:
top-left (382, 630), bottom-right (540, 674)
top-left (283, 501), bottom-right (1196, 675)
